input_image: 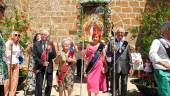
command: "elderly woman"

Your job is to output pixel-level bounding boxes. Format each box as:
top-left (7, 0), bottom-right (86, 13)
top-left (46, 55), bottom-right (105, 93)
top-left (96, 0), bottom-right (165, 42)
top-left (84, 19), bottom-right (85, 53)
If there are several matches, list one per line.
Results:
top-left (56, 38), bottom-right (76, 96)
top-left (4, 31), bottom-right (23, 96)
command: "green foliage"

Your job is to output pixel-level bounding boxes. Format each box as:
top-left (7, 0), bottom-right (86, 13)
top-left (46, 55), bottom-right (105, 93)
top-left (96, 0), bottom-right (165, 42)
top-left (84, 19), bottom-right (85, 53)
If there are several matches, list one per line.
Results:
top-left (135, 6), bottom-right (170, 54)
top-left (19, 69), bottom-right (28, 77)
top-left (1, 7), bottom-right (32, 48)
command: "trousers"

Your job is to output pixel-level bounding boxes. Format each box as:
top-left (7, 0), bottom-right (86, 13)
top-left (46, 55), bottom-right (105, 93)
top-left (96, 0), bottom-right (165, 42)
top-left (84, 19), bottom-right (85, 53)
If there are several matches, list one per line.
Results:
top-left (35, 69), bottom-right (53, 96)
top-left (154, 69), bottom-right (170, 96)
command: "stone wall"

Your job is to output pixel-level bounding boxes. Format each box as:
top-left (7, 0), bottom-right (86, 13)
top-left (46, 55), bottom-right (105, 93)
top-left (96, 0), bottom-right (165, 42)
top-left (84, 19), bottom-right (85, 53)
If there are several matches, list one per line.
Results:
top-left (109, 0), bottom-right (146, 45)
top-left (110, 0), bottom-right (145, 30)
top-left (28, 0), bottom-right (78, 42)
top-left (4, 0), bottom-right (146, 45)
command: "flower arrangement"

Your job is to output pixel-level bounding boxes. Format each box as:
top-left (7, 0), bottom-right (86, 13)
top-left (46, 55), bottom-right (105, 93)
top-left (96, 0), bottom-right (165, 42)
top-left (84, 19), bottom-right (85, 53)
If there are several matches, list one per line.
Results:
top-left (137, 73), bottom-right (156, 88)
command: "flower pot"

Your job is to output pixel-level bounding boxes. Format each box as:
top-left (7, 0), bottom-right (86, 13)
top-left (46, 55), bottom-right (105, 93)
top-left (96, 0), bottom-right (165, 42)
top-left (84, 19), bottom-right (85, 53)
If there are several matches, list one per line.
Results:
top-left (130, 78), bottom-right (158, 96)
top-left (17, 76), bottom-right (27, 91)
top-left (17, 69), bottom-right (27, 91)
top-left (0, 85), bottom-right (4, 96)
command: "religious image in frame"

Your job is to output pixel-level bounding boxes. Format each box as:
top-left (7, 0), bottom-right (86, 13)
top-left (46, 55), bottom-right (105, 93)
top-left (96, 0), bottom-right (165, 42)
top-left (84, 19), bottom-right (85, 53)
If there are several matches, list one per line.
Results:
top-left (82, 5), bottom-right (104, 42)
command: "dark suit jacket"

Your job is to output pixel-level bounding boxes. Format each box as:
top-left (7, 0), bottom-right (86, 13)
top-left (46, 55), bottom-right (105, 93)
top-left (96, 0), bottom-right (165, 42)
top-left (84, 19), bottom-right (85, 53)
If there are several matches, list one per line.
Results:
top-left (32, 40), bottom-right (56, 73)
top-left (107, 39), bottom-right (131, 74)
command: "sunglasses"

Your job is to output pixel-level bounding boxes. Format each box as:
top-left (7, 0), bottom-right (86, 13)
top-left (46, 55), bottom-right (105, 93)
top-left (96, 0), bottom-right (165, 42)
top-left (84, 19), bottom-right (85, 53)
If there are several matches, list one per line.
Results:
top-left (14, 34), bottom-right (20, 37)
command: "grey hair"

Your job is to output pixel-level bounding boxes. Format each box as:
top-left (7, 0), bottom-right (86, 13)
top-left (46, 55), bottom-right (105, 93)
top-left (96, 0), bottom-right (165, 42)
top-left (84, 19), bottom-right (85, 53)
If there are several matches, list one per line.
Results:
top-left (61, 38), bottom-right (71, 48)
top-left (39, 28), bottom-right (50, 35)
top-left (161, 21), bottom-right (170, 33)
top-left (116, 27), bottom-right (125, 33)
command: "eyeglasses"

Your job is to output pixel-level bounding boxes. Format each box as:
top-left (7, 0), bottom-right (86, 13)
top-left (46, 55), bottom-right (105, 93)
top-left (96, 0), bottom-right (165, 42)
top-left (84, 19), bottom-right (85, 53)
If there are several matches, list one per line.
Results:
top-left (14, 34), bottom-right (20, 37)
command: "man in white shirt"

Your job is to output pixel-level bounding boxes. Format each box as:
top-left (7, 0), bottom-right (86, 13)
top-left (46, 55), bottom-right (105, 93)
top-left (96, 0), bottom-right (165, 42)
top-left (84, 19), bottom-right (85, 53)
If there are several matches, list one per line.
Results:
top-left (149, 21), bottom-right (170, 96)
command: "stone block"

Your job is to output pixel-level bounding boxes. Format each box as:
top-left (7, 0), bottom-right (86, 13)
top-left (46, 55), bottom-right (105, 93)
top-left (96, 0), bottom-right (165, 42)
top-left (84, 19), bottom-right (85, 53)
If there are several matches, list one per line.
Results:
top-left (39, 17), bottom-right (51, 24)
top-left (121, 8), bottom-right (132, 13)
top-left (126, 14), bottom-right (136, 18)
top-left (131, 19), bottom-right (140, 25)
top-left (116, 1), bottom-right (129, 7)
top-left (133, 8), bottom-right (143, 13)
top-left (61, 17), bottom-right (76, 23)
top-left (111, 7), bottom-right (122, 13)
top-left (124, 19), bottom-right (131, 24)
top-left (52, 17), bottom-right (62, 24)
top-left (129, 1), bottom-right (140, 7)
top-left (139, 1), bottom-right (146, 7)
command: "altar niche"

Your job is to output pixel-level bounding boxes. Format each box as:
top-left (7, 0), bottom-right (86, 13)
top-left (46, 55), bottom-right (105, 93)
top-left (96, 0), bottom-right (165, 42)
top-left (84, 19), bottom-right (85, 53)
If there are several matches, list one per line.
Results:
top-left (79, 2), bottom-right (111, 42)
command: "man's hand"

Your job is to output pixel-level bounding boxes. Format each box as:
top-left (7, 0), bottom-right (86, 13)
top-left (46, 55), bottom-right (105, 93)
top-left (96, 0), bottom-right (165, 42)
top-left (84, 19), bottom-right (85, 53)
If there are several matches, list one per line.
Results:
top-left (134, 60), bottom-right (141, 64)
top-left (66, 57), bottom-right (74, 62)
top-left (43, 61), bottom-right (49, 66)
top-left (112, 45), bottom-right (118, 51)
top-left (129, 69), bottom-right (134, 75)
top-left (163, 63), bottom-right (170, 69)
top-left (159, 61), bottom-right (170, 69)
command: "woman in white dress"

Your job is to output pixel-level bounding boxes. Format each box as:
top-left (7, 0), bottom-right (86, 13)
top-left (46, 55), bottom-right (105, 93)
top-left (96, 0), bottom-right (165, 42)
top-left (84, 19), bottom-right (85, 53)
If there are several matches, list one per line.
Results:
top-left (130, 47), bottom-right (143, 77)
top-left (4, 31), bottom-right (23, 96)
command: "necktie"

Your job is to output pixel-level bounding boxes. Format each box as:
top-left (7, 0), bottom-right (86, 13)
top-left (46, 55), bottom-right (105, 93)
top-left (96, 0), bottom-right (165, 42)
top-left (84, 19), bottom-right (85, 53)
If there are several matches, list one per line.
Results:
top-left (118, 40), bottom-right (122, 53)
top-left (42, 41), bottom-right (46, 50)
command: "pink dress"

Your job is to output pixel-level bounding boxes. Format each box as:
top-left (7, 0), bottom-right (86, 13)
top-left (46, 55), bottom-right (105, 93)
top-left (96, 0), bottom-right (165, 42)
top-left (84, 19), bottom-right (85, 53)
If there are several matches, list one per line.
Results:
top-left (86, 44), bottom-right (107, 93)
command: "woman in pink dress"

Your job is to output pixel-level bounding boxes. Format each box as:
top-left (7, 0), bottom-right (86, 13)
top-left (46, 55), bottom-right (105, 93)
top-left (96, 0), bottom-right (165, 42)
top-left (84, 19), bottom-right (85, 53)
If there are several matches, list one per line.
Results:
top-left (84, 32), bottom-right (107, 96)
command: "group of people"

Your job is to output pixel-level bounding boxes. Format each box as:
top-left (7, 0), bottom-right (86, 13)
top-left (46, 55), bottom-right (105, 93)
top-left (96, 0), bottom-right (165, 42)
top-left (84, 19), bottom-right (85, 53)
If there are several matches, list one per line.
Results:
top-left (0, 21), bottom-right (170, 96)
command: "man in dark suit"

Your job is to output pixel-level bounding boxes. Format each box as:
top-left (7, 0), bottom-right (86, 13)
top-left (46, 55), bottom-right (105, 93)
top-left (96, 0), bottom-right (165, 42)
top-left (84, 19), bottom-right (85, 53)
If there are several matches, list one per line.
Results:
top-left (33, 28), bottom-right (56, 96)
top-left (106, 27), bottom-right (131, 96)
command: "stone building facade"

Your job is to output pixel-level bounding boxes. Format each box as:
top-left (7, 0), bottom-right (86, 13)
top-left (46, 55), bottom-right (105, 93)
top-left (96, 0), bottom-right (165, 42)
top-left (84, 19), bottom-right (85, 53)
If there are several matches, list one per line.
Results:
top-left (4, 0), bottom-right (146, 45)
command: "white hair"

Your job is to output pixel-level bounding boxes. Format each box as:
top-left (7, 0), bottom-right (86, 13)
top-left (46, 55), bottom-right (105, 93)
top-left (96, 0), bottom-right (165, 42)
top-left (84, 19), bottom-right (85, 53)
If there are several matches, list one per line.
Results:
top-left (61, 38), bottom-right (71, 47)
top-left (40, 28), bottom-right (50, 35)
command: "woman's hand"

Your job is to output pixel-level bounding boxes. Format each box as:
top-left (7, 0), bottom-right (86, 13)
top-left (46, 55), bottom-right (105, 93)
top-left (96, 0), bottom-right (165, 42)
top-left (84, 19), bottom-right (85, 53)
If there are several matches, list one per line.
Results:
top-left (102, 67), bottom-right (105, 74)
top-left (84, 72), bottom-right (87, 78)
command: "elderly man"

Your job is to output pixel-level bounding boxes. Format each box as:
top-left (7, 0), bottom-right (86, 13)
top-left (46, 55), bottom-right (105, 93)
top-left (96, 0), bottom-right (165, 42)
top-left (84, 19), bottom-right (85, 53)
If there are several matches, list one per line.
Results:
top-left (33, 28), bottom-right (56, 96)
top-left (106, 27), bottom-right (131, 96)
top-left (149, 22), bottom-right (170, 96)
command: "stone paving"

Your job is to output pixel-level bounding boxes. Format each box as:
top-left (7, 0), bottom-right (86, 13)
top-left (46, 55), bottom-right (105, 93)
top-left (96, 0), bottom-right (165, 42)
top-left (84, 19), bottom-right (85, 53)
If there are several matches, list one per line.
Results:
top-left (16, 73), bottom-right (139, 96)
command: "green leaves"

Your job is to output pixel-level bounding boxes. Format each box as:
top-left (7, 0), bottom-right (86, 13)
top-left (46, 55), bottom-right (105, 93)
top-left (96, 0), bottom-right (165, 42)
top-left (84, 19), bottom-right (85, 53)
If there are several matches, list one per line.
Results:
top-left (136, 6), bottom-right (170, 54)
top-left (0, 7), bottom-right (32, 48)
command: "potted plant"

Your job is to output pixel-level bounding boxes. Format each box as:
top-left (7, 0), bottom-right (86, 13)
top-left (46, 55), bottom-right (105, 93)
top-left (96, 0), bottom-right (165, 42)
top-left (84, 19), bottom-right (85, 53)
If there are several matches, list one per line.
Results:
top-left (17, 68), bottom-right (28, 91)
top-left (130, 73), bottom-right (158, 96)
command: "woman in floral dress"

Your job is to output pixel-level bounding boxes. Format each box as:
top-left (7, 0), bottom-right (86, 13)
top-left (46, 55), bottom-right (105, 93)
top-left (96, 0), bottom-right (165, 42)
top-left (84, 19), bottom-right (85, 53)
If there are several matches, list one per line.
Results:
top-left (56, 38), bottom-right (76, 96)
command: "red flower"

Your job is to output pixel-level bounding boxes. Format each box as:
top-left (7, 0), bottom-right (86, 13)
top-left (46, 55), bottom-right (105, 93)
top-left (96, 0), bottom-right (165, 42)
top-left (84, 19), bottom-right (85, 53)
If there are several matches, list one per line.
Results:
top-left (21, 15), bottom-right (27, 19)
top-left (140, 73), bottom-right (145, 78)
top-left (77, 15), bottom-right (80, 19)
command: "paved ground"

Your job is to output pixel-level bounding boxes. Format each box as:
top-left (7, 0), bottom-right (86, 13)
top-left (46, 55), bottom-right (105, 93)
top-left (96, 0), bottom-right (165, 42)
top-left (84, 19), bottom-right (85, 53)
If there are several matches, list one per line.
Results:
top-left (16, 72), bottom-right (139, 96)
